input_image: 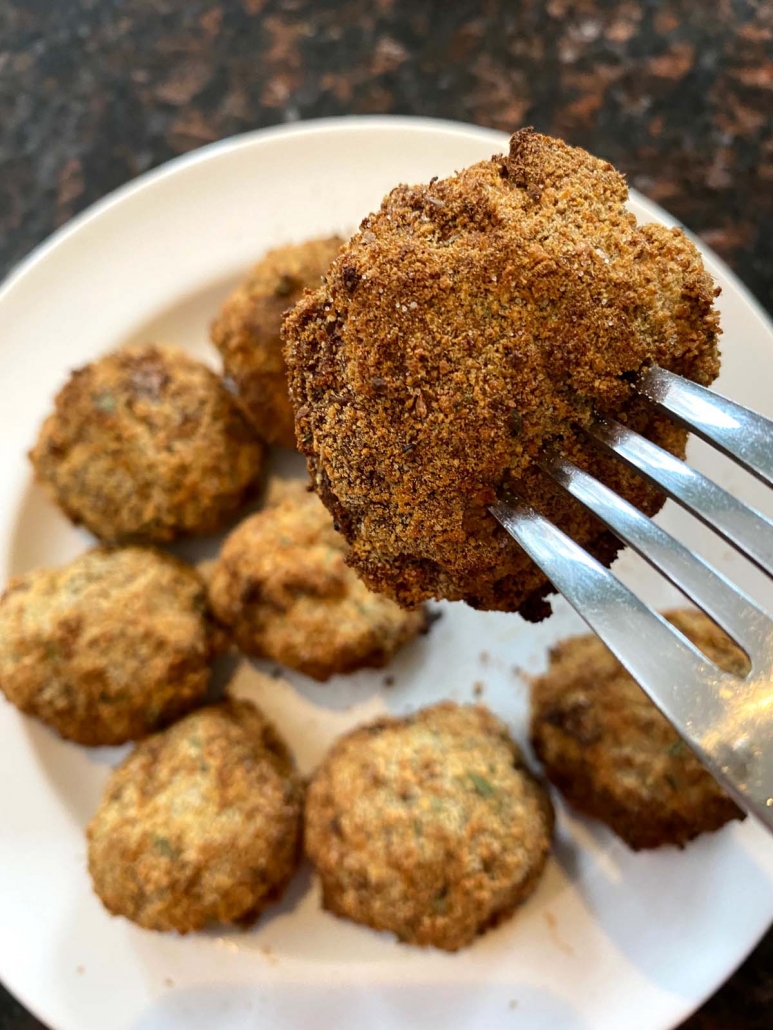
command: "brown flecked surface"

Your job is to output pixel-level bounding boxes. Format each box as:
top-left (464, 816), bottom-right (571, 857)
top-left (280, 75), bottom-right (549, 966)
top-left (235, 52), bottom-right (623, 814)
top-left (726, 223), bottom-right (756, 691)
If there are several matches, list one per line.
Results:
top-left (30, 344), bottom-right (264, 543)
top-left (530, 609), bottom-right (745, 850)
top-left (87, 697), bottom-right (304, 932)
top-left (209, 478), bottom-right (427, 680)
top-left (305, 701), bottom-right (553, 951)
top-left (1, 0), bottom-right (771, 1025)
top-left (212, 236), bottom-right (344, 448)
top-left (0, 547), bottom-right (224, 746)
top-left (285, 130), bottom-right (719, 614)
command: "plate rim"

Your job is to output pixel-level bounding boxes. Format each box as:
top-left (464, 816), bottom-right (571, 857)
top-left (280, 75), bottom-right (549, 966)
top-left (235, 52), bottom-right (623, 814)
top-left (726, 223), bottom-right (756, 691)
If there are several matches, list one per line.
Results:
top-left (1, 114), bottom-right (772, 1030)
top-left (3, 114), bottom-right (772, 336)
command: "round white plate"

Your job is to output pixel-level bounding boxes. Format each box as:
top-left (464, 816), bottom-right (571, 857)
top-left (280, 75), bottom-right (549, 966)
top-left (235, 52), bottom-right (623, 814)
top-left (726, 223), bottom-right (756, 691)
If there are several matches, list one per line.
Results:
top-left (1, 116), bottom-right (772, 1030)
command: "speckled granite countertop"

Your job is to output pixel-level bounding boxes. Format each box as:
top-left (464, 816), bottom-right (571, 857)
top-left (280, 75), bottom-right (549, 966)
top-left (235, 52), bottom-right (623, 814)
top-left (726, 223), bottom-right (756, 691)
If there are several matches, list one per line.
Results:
top-left (1, 1), bottom-right (772, 1027)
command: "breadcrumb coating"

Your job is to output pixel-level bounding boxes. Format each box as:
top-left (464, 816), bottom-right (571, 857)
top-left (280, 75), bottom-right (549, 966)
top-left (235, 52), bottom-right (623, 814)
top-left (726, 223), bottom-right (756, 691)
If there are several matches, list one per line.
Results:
top-left (305, 702), bottom-right (553, 950)
top-left (209, 479), bottom-right (426, 681)
top-left (0, 547), bottom-right (223, 745)
top-left (212, 237), bottom-right (343, 447)
top-left (284, 129), bottom-right (720, 614)
top-left (30, 344), bottom-right (264, 543)
top-left (87, 698), bottom-right (303, 931)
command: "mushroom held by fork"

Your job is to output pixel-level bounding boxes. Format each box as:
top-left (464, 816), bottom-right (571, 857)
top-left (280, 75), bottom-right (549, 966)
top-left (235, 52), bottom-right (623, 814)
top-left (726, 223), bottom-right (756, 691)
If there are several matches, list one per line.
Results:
top-left (283, 129), bottom-right (720, 616)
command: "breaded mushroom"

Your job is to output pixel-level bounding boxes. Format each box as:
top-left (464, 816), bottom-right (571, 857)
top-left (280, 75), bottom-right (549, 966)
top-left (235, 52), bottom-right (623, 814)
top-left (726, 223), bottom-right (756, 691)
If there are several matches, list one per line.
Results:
top-left (305, 702), bottom-right (553, 951)
top-left (209, 479), bottom-right (427, 681)
top-left (30, 344), bottom-right (264, 543)
top-left (87, 698), bottom-right (303, 932)
top-left (530, 609), bottom-right (745, 850)
top-left (212, 237), bottom-right (344, 448)
top-left (284, 130), bottom-right (720, 615)
top-left (0, 547), bottom-right (224, 745)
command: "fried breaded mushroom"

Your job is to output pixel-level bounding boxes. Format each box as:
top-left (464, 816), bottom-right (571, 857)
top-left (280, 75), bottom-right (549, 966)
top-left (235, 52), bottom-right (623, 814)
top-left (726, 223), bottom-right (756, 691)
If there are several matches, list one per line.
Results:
top-left (30, 344), bottom-right (264, 543)
top-left (209, 479), bottom-right (427, 681)
top-left (284, 129), bottom-right (720, 615)
top-left (0, 547), bottom-right (224, 746)
top-left (212, 237), bottom-right (344, 448)
top-left (530, 609), bottom-right (745, 850)
top-left (87, 698), bottom-right (303, 932)
top-left (305, 702), bottom-right (553, 951)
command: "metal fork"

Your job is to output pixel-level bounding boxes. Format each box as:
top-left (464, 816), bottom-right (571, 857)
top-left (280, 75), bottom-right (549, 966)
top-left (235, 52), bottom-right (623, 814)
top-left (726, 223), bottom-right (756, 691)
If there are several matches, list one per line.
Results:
top-left (490, 366), bottom-right (773, 831)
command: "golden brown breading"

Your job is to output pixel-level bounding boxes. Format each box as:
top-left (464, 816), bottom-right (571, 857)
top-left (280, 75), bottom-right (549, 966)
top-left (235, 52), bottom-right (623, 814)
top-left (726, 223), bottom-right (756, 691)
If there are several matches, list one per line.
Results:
top-left (0, 547), bottom-right (224, 746)
top-left (208, 479), bottom-right (427, 681)
top-left (530, 609), bottom-right (745, 850)
top-left (284, 129), bottom-right (720, 615)
top-left (305, 702), bottom-right (554, 951)
top-left (30, 344), bottom-right (264, 543)
top-left (212, 237), bottom-right (344, 448)
top-left (87, 698), bottom-right (303, 932)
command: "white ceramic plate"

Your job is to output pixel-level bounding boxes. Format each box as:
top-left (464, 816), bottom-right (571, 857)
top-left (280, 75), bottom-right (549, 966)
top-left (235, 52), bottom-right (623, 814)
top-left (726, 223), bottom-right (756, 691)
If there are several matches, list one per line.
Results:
top-left (1, 117), bottom-right (772, 1030)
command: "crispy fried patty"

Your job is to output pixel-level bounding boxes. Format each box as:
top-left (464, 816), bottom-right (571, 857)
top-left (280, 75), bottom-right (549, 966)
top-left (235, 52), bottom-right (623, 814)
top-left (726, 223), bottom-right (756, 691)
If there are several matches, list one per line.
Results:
top-left (212, 237), bottom-right (343, 448)
top-left (87, 698), bottom-right (303, 931)
top-left (30, 344), bottom-right (264, 543)
top-left (284, 130), bottom-right (720, 615)
top-left (0, 547), bottom-right (223, 745)
top-left (530, 609), bottom-right (745, 850)
top-left (305, 702), bottom-right (554, 950)
top-left (209, 479), bottom-right (427, 681)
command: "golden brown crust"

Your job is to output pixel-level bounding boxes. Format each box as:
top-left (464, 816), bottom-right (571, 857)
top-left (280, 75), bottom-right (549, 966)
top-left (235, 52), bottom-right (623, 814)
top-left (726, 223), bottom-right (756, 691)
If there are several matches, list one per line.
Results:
top-left (212, 237), bottom-right (344, 448)
top-left (0, 547), bottom-right (224, 746)
top-left (208, 479), bottom-right (426, 681)
top-left (283, 130), bottom-right (720, 614)
top-left (87, 698), bottom-right (303, 932)
top-left (30, 344), bottom-right (264, 543)
top-left (305, 702), bottom-right (554, 951)
top-left (530, 609), bottom-right (745, 850)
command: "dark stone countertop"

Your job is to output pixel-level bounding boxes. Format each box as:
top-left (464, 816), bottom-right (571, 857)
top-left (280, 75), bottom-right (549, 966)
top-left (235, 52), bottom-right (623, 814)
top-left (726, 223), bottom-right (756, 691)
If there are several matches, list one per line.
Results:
top-left (0, 1), bottom-right (772, 1027)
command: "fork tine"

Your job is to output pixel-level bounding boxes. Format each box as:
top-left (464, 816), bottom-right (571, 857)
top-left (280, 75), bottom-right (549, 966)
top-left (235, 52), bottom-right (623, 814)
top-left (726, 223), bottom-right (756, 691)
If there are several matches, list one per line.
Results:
top-left (496, 496), bottom-right (733, 716)
top-left (589, 417), bottom-right (773, 577)
top-left (638, 366), bottom-right (773, 487)
top-left (490, 498), bottom-right (769, 820)
top-left (540, 452), bottom-right (773, 662)
top-left (490, 498), bottom-right (721, 696)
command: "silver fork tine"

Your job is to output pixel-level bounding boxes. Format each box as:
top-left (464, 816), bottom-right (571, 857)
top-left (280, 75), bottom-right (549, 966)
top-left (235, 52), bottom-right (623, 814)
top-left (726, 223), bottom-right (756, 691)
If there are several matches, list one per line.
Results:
top-left (589, 417), bottom-right (773, 577)
top-left (490, 498), bottom-right (773, 825)
top-left (490, 499), bottom-right (715, 688)
top-left (540, 452), bottom-right (773, 658)
top-left (638, 366), bottom-right (773, 487)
